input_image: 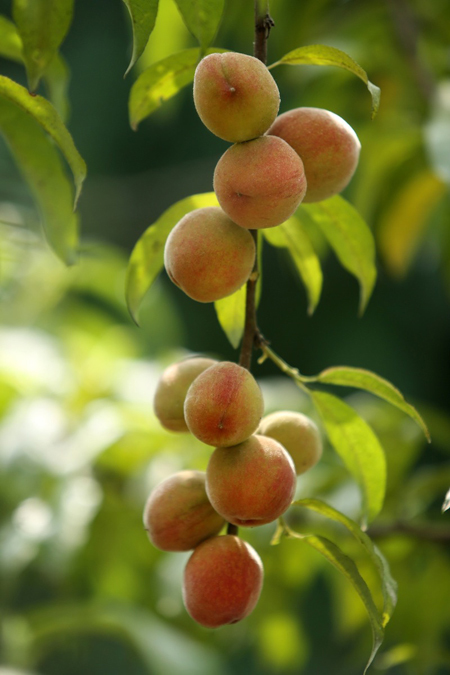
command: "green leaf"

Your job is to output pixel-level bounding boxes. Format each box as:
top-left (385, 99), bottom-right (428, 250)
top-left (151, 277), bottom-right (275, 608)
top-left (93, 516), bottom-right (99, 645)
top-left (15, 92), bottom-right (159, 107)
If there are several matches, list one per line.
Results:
top-left (173, 0), bottom-right (224, 50)
top-left (0, 15), bottom-right (70, 120)
top-left (263, 214), bottom-right (322, 315)
top-left (129, 47), bottom-right (226, 129)
top-left (0, 96), bottom-right (78, 263)
top-left (294, 498), bottom-right (397, 627)
top-left (299, 195), bottom-right (376, 314)
top-left (307, 366), bottom-right (430, 441)
top-left (442, 488), bottom-right (450, 513)
top-left (12, 0), bottom-right (74, 92)
top-left (284, 526), bottom-right (384, 674)
top-left (269, 44), bottom-right (380, 117)
top-left (311, 391), bottom-right (386, 525)
top-left (0, 75), bottom-right (86, 205)
top-left (214, 283), bottom-right (247, 349)
top-left (126, 191), bottom-right (219, 323)
top-left (122, 0), bottom-right (160, 76)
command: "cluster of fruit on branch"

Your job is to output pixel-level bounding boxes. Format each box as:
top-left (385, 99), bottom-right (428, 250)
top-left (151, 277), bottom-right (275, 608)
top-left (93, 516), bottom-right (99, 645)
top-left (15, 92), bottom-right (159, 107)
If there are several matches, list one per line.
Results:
top-left (143, 51), bottom-right (361, 628)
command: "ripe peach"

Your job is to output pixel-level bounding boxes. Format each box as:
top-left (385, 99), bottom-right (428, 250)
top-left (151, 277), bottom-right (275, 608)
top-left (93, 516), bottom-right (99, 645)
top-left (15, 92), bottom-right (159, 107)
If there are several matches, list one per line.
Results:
top-left (213, 135), bottom-right (307, 229)
top-left (206, 434), bottom-right (296, 526)
top-left (183, 534), bottom-right (263, 627)
top-left (268, 107), bottom-right (361, 203)
top-left (143, 470), bottom-right (225, 551)
top-left (193, 52), bottom-right (280, 142)
top-left (184, 361), bottom-right (264, 447)
top-left (258, 411), bottom-right (323, 475)
top-left (154, 356), bottom-right (217, 432)
top-left (164, 207), bottom-right (256, 302)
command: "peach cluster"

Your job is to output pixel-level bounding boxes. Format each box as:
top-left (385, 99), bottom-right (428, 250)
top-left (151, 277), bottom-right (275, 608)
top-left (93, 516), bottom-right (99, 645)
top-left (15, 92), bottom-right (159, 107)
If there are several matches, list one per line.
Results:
top-left (144, 356), bottom-right (323, 628)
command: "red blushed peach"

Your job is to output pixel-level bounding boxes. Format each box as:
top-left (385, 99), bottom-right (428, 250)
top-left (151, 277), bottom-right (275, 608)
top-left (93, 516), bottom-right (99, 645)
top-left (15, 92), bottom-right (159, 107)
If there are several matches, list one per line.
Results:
top-left (183, 534), bottom-right (264, 627)
top-left (154, 356), bottom-right (217, 432)
top-left (268, 107), bottom-right (361, 203)
top-left (164, 206), bottom-right (256, 303)
top-left (193, 52), bottom-right (280, 142)
top-left (206, 434), bottom-right (296, 527)
top-left (143, 470), bottom-right (225, 551)
top-left (213, 135), bottom-right (307, 229)
top-left (184, 361), bottom-right (264, 447)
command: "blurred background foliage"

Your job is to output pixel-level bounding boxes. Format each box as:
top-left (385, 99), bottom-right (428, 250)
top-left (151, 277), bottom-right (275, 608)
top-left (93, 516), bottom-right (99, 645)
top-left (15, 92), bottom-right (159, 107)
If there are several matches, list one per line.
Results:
top-left (0, 0), bottom-right (450, 674)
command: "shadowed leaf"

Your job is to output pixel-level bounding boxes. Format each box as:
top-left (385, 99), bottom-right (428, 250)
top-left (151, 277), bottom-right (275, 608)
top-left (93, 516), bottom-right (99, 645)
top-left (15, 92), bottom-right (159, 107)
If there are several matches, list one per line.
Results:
top-left (174, 0), bottom-right (224, 50)
top-left (123, 0), bottom-right (160, 76)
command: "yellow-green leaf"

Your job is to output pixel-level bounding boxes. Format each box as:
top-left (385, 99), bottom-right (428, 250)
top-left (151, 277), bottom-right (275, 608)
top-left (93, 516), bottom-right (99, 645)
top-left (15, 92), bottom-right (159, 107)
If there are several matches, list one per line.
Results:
top-left (263, 213), bottom-right (322, 315)
top-left (442, 488), bottom-right (450, 513)
top-left (12, 0), bottom-right (74, 91)
top-left (270, 44), bottom-right (380, 117)
top-left (0, 14), bottom-right (23, 61)
top-left (0, 96), bottom-right (78, 263)
top-left (311, 391), bottom-right (386, 525)
top-left (122, 0), bottom-right (160, 76)
top-left (174, 0), bottom-right (224, 50)
top-left (300, 196), bottom-right (376, 314)
top-left (307, 366), bottom-right (430, 441)
top-left (214, 283), bottom-right (247, 349)
top-left (0, 75), bottom-right (86, 205)
top-left (126, 191), bottom-right (219, 323)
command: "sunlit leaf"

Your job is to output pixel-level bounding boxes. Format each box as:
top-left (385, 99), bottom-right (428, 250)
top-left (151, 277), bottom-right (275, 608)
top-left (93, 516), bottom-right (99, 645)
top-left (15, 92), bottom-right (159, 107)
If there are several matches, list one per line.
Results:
top-left (0, 16), bottom-right (70, 120)
top-left (0, 76), bottom-right (86, 205)
top-left (173, 0), bottom-right (224, 50)
top-left (126, 191), bottom-right (219, 323)
top-left (378, 170), bottom-right (447, 277)
top-left (122, 0), bottom-right (160, 76)
top-left (269, 44), bottom-right (380, 117)
top-left (311, 391), bottom-right (386, 525)
top-left (284, 525), bottom-right (384, 674)
top-left (299, 196), bottom-right (376, 314)
top-left (0, 97), bottom-right (78, 263)
top-left (442, 487), bottom-right (450, 513)
top-left (12, 0), bottom-right (74, 91)
top-left (294, 498), bottom-right (397, 626)
top-left (214, 283), bottom-right (246, 349)
top-left (263, 214), bottom-right (322, 314)
top-left (129, 47), bottom-right (226, 129)
top-left (306, 366), bottom-right (430, 441)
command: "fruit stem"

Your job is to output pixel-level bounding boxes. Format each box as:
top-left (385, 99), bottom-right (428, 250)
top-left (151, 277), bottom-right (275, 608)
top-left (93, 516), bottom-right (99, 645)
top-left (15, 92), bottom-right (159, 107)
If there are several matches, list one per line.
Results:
top-left (227, 522), bottom-right (239, 536)
top-left (239, 2), bottom-right (273, 372)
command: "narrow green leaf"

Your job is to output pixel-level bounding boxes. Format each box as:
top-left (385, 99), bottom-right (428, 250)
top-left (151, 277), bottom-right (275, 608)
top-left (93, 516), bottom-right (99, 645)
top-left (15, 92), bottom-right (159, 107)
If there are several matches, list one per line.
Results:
top-left (263, 214), bottom-right (322, 314)
top-left (126, 192), bottom-right (219, 323)
top-left (129, 47), bottom-right (226, 129)
top-left (122, 0), bottom-right (159, 76)
top-left (0, 75), bottom-right (86, 205)
top-left (12, 0), bottom-right (74, 91)
top-left (0, 96), bottom-right (78, 263)
top-left (299, 196), bottom-right (376, 314)
top-left (294, 498), bottom-right (397, 627)
top-left (269, 44), bottom-right (380, 117)
top-left (442, 488), bottom-right (450, 513)
top-left (173, 0), bottom-right (224, 50)
top-left (285, 527), bottom-right (384, 673)
top-left (0, 16), bottom-right (70, 120)
top-left (214, 283), bottom-right (246, 349)
top-left (308, 366), bottom-right (430, 441)
top-left (311, 391), bottom-right (386, 525)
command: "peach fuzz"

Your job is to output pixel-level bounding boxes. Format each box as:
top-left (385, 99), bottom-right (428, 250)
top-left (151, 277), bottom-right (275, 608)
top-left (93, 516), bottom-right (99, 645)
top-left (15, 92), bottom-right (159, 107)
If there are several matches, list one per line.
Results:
top-left (213, 135), bottom-right (307, 229)
top-left (184, 361), bottom-right (264, 447)
top-left (153, 356), bottom-right (217, 432)
top-left (143, 470), bottom-right (225, 551)
top-left (193, 52), bottom-right (280, 142)
top-left (268, 107), bottom-right (361, 203)
top-left (258, 410), bottom-right (323, 475)
top-left (183, 534), bottom-right (263, 628)
top-left (164, 206), bottom-right (255, 303)
top-left (206, 434), bottom-right (296, 527)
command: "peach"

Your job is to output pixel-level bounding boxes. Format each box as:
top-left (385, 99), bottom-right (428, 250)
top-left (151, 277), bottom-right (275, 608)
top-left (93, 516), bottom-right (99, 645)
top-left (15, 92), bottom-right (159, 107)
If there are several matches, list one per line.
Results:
top-left (213, 135), bottom-right (307, 229)
top-left (164, 207), bottom-right (256, 302)
top-left (268, 107), bottom-right (361, 203)
top-left (258, 411), bottom-right (323, 475)
top-left (206, 434), bottom-right (296, 527)
top-left (154, 356), bottom-right (217, 432)
top-left (183, 534), bottom-right (263, 627)
top-left (184, 361), bottom-right (264, 447)
top-left (143, 470), bottom-right (225, 551)
top-left (193, 52), bottom-right (280, 142)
